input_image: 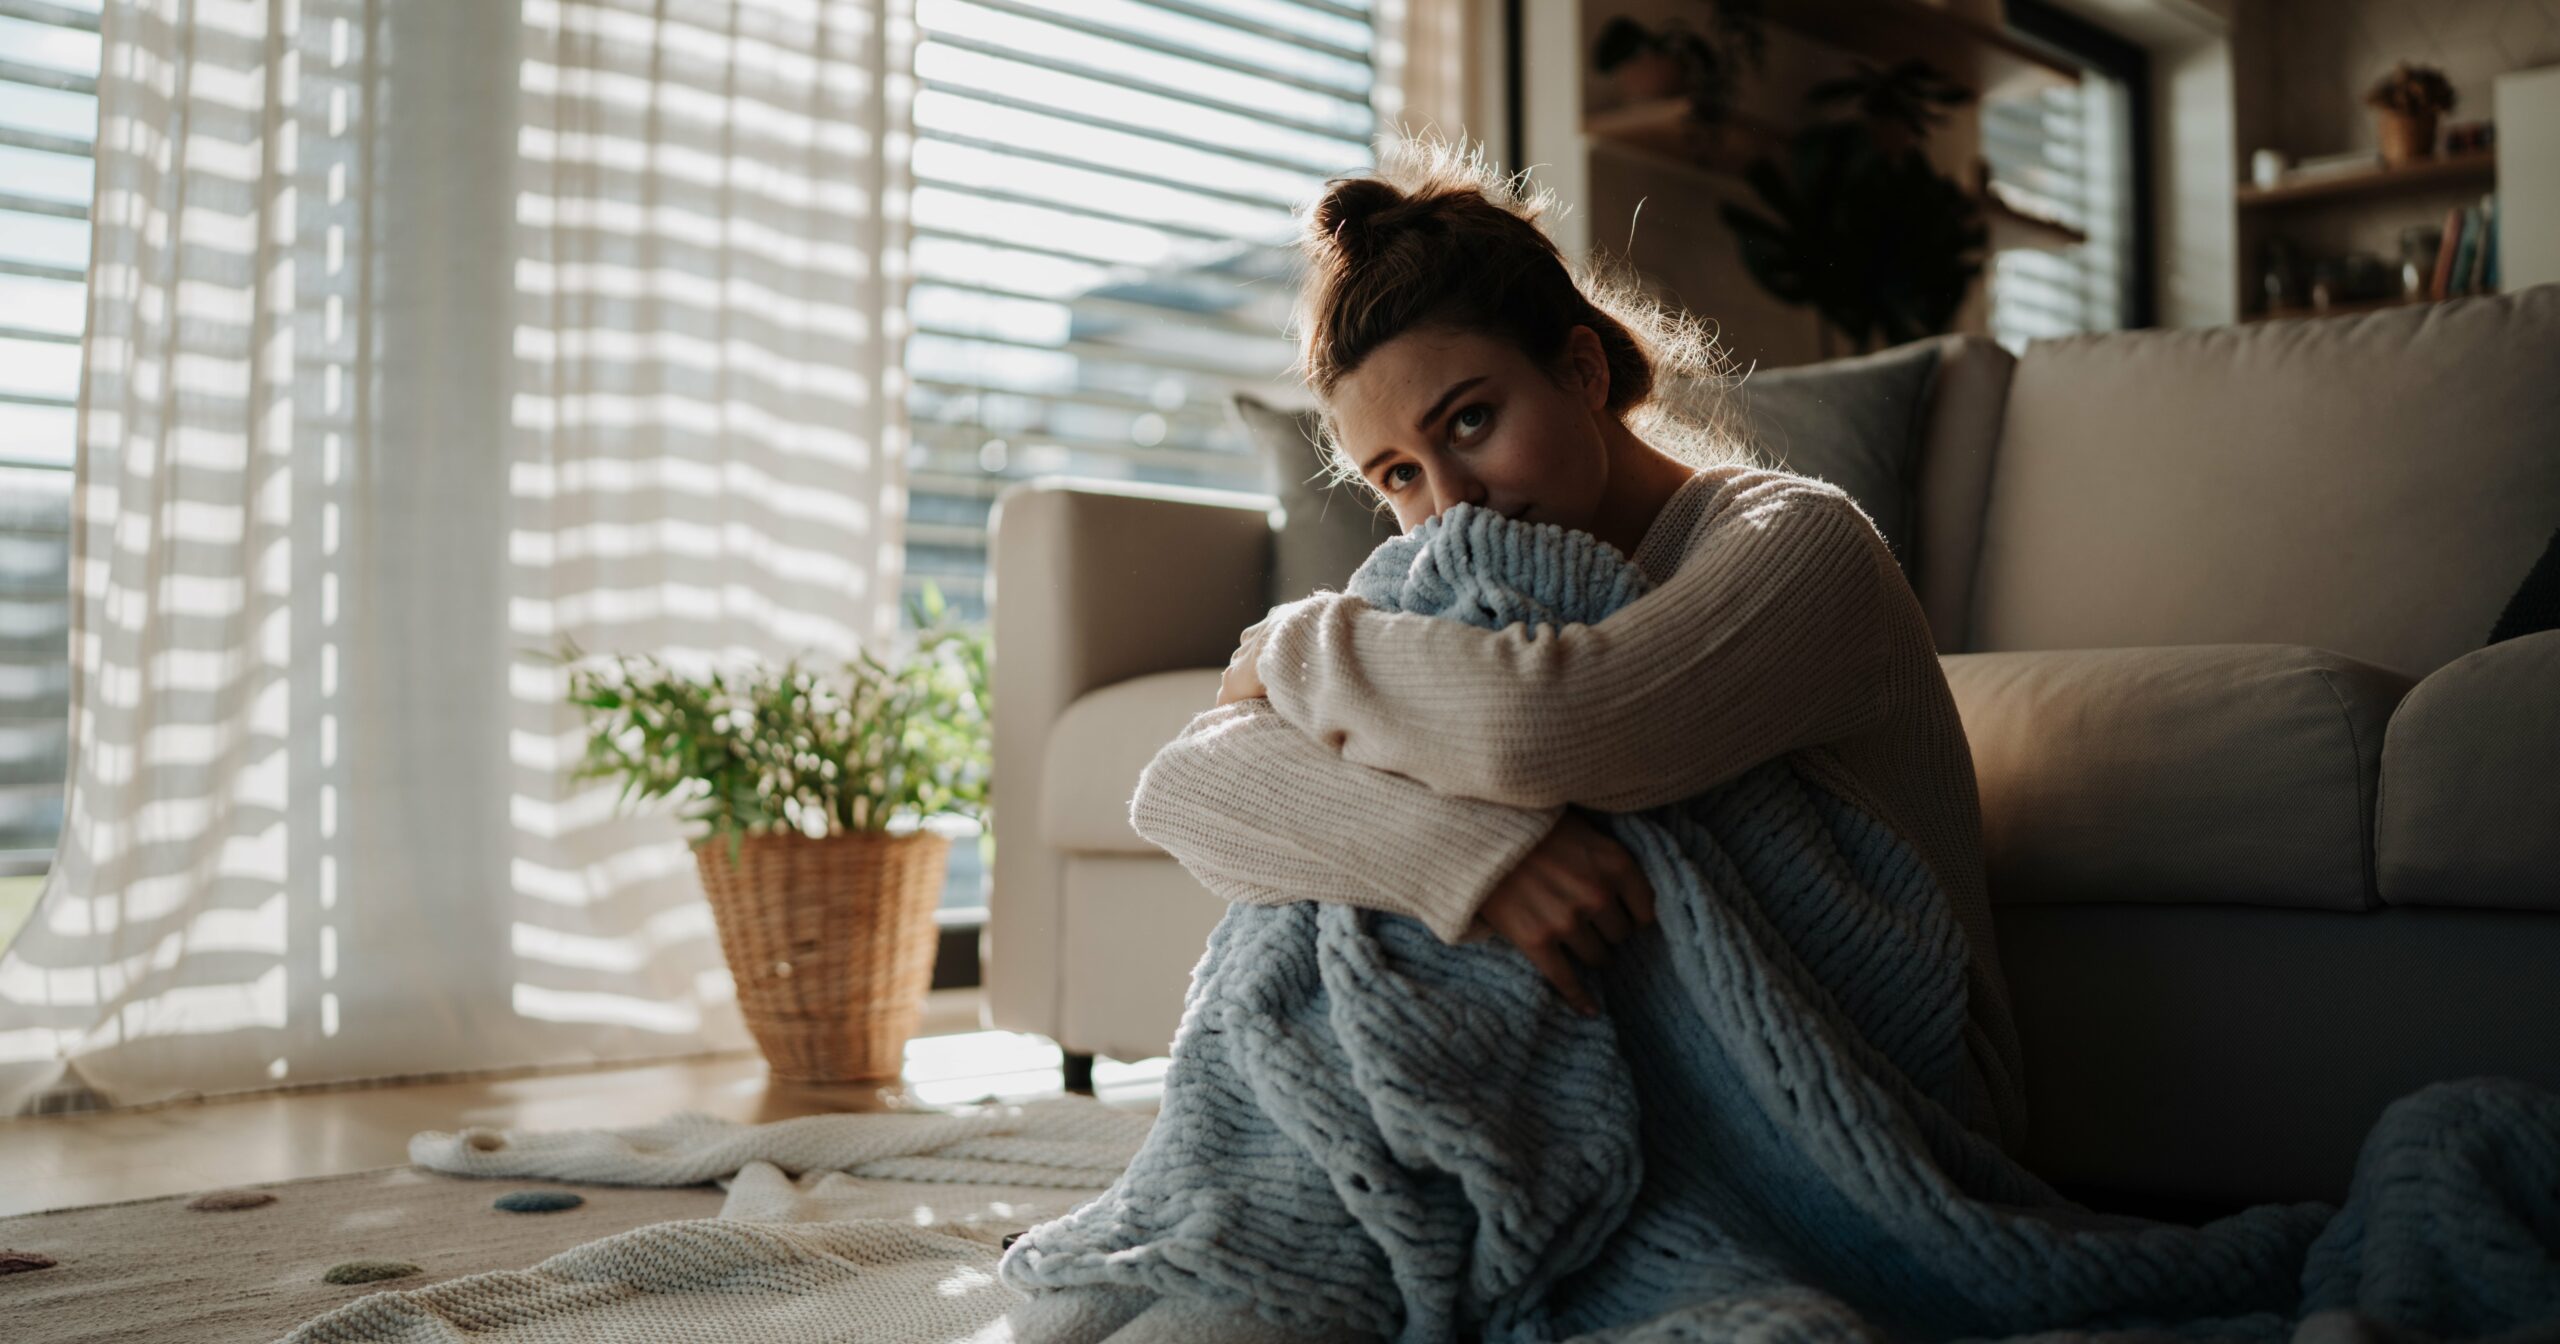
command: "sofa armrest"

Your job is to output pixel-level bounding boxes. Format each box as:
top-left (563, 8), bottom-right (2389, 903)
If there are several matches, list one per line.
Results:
top-left (2376, 629), bottom-right (2560, 912)
top-left (985, 479), bottom-right (1274, 1041)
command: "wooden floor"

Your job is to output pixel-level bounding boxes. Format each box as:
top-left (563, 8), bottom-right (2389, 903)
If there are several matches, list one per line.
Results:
top-left (0, 989), bottom-right (1166, 1217)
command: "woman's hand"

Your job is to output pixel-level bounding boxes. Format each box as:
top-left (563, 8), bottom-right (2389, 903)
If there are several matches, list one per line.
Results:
top-left (1478, 810), bottom-right (1656, 1016)
top-left (1217, 619), bottom-right (1273, 706)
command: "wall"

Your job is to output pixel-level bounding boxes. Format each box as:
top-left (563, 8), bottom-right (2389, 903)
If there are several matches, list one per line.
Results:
top-left (2157, 29), bottom-right (2241, 324)
top-left (2261, 0), bottom-right (2560, 156)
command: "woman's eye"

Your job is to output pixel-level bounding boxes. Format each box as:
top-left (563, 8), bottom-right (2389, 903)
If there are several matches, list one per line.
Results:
top-left (1381, 462), bottom-right (1420, 491)
top-left (1451, 404), bottom-right (1492, 440)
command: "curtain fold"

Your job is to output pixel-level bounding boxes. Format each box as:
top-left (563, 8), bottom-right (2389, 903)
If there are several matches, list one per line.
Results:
top-left (0, 0), bottom-right (913, 1115)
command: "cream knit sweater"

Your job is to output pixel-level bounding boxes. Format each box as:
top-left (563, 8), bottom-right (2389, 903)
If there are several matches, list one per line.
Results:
top-left (1130, 465), bottom-right (2025, 1147)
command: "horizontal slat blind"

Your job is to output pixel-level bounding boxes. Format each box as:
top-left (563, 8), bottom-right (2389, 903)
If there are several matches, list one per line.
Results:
top-left (904, 0), bottom-right (1376, 623)
top-left (1983, 71), bottom-right (2130, 351)
top-left (0, 0), bottom-right (96, 880)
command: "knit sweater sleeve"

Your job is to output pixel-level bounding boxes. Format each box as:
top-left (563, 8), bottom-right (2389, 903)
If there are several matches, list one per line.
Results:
top-left (1129, 700), bottom-right (1562, 944)
top-left (1252, 477), bottom-right (1892, 812)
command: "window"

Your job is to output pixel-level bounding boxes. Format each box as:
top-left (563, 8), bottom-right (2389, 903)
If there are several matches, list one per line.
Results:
top-left (1984, 0), bottom-right (2151, 349)
top-left (0, 1), bottom-right (1380, 944)
top-left (0, 0), bottom-right (99, 948)
top-left (905, 0), bottom-right (1377, 918)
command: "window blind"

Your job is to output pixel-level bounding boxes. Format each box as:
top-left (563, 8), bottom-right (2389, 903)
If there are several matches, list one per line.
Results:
top-left (903, 0), bottom-right (1377, 626)
top-left (0, 0), bottom-right (97, 901)
top-left (1982, 66), bottom-right (2134, 350)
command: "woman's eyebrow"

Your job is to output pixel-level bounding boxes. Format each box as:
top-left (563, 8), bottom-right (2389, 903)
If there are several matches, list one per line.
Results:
top-left (1357, 375), bottom-right (1488, 476)
top-left (1414, 376), bottom-right (1486, 432)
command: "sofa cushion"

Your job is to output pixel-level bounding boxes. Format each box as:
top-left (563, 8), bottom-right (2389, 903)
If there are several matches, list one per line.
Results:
top-left (1041, 669), bottom-right (1223, 854)
top-left (1235, 393), bottom-right (1395, 605)
top-left (1911, 335), bottom-right (2015, 654)
top-left (1941, 644), bottom-right (2412, 911)
top-left (1968, 286), bottom-right (2560, 677)
top-left (1733, 338), bottom-right (1941, 575)
top-left (2376, 630), bottom-right (2560, 913)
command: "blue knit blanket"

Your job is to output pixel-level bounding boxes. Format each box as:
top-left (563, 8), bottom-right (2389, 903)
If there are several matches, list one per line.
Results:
top-left (999, 504), bottom-right (2560, 1344)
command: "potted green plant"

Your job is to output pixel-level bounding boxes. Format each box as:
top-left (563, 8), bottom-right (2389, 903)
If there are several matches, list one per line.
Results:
top-left (2365, 62), bottom-right (2454, 167)
top-left (1720, 58), bottom-right (1986, 355)
top-left (559, 587), bottom-right (990, 1083)
top-left (1806, 58), bottom-right (1974, 157)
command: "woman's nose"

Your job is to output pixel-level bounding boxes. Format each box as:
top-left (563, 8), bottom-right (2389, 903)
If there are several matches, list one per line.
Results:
top-left (1427, 464), bottom-right (1487, 518)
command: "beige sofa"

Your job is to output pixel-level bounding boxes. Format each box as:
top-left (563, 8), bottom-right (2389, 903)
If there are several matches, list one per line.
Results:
top-left (986, 286), bottom-right (2560, 1211)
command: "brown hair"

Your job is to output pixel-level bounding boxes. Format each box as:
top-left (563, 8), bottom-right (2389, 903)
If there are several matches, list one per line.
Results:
top-left (1295, 139), bottom-right (1741, 486)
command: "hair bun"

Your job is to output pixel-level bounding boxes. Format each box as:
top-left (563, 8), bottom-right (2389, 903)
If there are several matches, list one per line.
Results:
top-left (1313, 177), bottom-right (1408, 265)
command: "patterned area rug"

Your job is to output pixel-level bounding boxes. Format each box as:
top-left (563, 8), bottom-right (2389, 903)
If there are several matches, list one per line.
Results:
top-left (0, 1166), bottom-right (727, 1343)
top-left (1, 1164), bottom-right (1103, 1342)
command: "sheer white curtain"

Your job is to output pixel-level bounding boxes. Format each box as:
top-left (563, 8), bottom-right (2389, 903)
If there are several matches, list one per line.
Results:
top-left (0, 0), bottom-right (913, 1114)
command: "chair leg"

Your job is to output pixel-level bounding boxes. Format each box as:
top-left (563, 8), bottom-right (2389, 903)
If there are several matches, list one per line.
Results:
top-left (1062, 1051), bottom-right (1096, 1096)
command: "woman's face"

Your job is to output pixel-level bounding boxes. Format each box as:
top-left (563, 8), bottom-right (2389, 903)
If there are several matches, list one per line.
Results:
top-left (1326, 324), bottom-right (1614, 535)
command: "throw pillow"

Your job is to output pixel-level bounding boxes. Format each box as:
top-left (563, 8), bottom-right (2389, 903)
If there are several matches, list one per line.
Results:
top-left (1233, 393), bottom-right (1396, 605)
top-left (1725, 339), bottom-right (1943, 573)
top-left (2488, 527), bottom-right (2560, 644)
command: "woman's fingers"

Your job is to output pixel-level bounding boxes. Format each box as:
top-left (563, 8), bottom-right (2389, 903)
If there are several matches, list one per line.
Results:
top-left (1576, 885), bottom-right (1635, 946)
top-left (1523, 940), bottom-right (1596, 1017)
top-left (1483, 892), bottom-right (1598, 1016)
top-left (1556, 916), bottom-right (1611, 973)
top-left (1574, 819), bottom-right (1656, 933)
top-left (1622, 872), bottom-right (1657, 929)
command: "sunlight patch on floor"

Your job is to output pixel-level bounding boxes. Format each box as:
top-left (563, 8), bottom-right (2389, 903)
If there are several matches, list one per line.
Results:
top-left (904, 1029), bottom-right (1167, 1109)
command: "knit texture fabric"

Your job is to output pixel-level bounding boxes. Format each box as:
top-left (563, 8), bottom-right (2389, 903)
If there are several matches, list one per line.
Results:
top-left (1245, 466), bottom-right (2027, 1147)
top-left (1008, 504), bottom-right (2560, 1344)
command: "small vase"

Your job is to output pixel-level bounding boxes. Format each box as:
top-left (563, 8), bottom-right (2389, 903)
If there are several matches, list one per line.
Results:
top-left (2376, 110), bottom-right (2437, 167)
top-left (694, 829), bottom-right (951, 1083)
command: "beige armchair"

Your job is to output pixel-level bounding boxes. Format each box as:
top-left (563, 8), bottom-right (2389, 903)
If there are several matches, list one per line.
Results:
top-left (985, 482), bottom-right (1274, 1083)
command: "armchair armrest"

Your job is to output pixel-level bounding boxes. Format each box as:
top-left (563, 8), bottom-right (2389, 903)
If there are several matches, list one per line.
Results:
top-left (985, 478), bottom-right (1274, 1038)
top-left (2376, 629), bottom-right (2560, 912)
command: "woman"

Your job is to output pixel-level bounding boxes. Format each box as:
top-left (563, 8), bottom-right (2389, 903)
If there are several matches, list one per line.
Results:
top-left (1133, 144), bottom-right (2023, 1150)
top-left (1032, 150), bottom-right (2560, 1344)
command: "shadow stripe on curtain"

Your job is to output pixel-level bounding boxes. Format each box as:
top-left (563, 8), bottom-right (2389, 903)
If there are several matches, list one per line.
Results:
top-left (0, 0), bottom-right (913, 1114)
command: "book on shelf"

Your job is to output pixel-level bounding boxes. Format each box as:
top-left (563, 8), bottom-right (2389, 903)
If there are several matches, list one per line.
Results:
top-left (2444, 206), bottom-right (2482, 299)
top-left (2473, 195), bottom-right (2499, 294)
top-left (2430, 206), bottom-right (2464, 300)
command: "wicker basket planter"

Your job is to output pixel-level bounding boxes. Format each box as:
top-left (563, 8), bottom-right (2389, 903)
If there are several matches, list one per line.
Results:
top-left (693, 829), bottom-right (951, 1083)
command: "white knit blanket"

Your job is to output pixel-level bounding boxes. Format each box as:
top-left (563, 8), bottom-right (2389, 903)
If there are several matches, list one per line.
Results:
top-left (275, 1098), bottom-right (1155, 1344)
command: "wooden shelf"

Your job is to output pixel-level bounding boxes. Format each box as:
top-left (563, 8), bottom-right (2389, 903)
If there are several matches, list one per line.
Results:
top-left (1746, 0), bottom-right (2080, 100)
top-left (1582, 98), bottom-right (1779, 181)
top-left (1985, 196), bottom-right (2086, 251)
top-left (2236, 153), bottom-right (2497, 209)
